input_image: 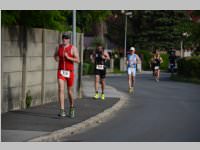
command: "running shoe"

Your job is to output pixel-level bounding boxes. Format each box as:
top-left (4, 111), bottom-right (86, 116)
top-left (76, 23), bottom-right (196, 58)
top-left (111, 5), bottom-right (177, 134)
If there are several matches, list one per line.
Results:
top-left (131, 87), bottom-right (134, 93)
top-left (101, 93), bottom-right (105, 100)
top-left (129, 87), bottom-right (132, 93)
top-left (69, 107), bottom-right (75, 118)
top-left (94, 93), bottom-right (99, 99)
top-left (58, 109), bottom-right (66, 117)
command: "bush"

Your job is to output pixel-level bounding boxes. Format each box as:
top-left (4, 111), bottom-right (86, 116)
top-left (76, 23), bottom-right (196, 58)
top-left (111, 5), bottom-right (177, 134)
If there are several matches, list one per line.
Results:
top-left (137, 50), bottom-right (152, 70)
top-left (136, 50), bottom-right (169, 71)
top-left (177, 56), bottom-right (200, 79)
top-left (114, 57), bottom-right (120, 70)
top-left (160, 53), bottom-right (169, 70)
top-left (83, 62), bottom-right (95, 75)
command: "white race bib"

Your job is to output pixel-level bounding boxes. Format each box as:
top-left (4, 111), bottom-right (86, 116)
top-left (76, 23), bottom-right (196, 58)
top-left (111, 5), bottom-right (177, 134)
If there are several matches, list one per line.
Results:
top-left (154, 66), bottom-right (159, 70)
top-left (60, 70), bottom-right (70, 78)
top-left (96, 65), bottom-right (104, 70)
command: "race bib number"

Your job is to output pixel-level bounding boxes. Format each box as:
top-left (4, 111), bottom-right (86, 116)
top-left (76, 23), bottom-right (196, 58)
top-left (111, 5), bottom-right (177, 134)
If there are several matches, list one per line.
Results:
top-left (60, 70), bottom-right (70, 78)
top-left (96, 65), bottom-right (104, 70)
top-left (154, 66), bottom-right (159, 70)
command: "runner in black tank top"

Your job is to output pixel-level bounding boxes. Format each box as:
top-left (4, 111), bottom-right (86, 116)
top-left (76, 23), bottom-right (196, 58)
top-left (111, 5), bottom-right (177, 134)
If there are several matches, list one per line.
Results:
top-left (153, 53), bottom-right (163, 82)
top-left (95, 50), bottom-right (106, 78)
top-left (90, 45), bottom-right (110, 100)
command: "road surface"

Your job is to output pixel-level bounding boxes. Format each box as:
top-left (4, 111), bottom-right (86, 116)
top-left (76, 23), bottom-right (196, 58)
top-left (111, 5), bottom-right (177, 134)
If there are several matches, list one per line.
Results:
top-left (62, 73), bottom-right (200, 142)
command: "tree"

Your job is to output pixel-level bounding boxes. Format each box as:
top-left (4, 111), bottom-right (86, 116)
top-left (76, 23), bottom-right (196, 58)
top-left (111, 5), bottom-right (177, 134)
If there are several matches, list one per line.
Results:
top-left (190, 10), bottom-right (200, 47)
top-left (77, 10), bottom-right (111, 33)
top-left (1, 10), bottom-right (70, 31)
top-left (130, 10), bottom-right (191, 50)
top-left (106, 10), bottom-right (192, 51)
top-left (2, 10), bottom-right (112, 39)
top-left (76, 10), bottom-right (112, 43)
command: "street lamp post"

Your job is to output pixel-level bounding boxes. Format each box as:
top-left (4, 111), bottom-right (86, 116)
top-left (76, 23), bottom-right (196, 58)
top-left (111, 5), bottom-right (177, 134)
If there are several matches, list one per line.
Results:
top-left (124, 14), bottom-right (127, 66)
top-left (72, 10), bottom-right (83, 98)
top-left (122, 10), bottom-right (132, 71)
top-left (180, 40), bottom-right (183, 58)
top-left (73, 10), bottom-right (76, 47)
top-left (181, 32), bottom-right (189, 58)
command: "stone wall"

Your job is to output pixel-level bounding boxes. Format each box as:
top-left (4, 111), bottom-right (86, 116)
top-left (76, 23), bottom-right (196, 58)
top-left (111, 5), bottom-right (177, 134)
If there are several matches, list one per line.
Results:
top-left (1, 26), bottom-right (84, 113)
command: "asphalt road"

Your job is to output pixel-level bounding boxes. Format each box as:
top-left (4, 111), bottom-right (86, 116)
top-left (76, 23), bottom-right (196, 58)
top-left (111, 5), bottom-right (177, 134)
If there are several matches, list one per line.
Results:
top-left (61, 73), bottom-right (200, 142)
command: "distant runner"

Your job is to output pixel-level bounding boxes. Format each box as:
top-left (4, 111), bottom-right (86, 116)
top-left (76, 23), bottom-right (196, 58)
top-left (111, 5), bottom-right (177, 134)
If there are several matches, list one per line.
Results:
top-left (151, 53), bottom-right (163, 82)
top-left (90, 44), bottom-right (110, 100)
top-left (127, 47), bottom-right (141, 93)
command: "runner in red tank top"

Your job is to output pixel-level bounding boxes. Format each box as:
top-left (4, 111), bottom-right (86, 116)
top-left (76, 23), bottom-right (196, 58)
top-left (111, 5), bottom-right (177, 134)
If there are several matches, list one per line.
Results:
top-left (57, 44), bottom-right (74, 85)
top-left (54, 33), bottom-right (80, 118)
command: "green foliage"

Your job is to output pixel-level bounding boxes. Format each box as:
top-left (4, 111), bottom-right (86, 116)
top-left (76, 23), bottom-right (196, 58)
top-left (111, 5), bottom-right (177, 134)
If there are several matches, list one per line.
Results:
top-left (177, 56), bottom-right (200, 79)
top-left (170, 74), bottom-right (200, 84)
top-left (114, 57), bottom-right (120, 70)
top-left (2, 10), bottom-right (112, 35)
top-left (77, 10), bottom-right (112, 33)
top-left (136, 50), bottom-right (152, 70)
top-left (107, 10), bottom-right (192, 50)
top-left (136, 50), bottom-right (169, 71)
top-left (1, 11), bottom-right (19, 25)
top-left (83, 62), bottom-right (95, 75)
top-left (91, 36), bottom-right (105, 47)
top-left (135, 11), bottom-right (190, 50)
top-left (190, 23), bottom-right (200, 47)
top-left (192, 48), bottom-right (200, 56)
top-left (26, 90), bottom-right (32, 108)
top-left (2, 10), bottom-right (70, 31)
top-left (160, 53), bottom-right (169, 70)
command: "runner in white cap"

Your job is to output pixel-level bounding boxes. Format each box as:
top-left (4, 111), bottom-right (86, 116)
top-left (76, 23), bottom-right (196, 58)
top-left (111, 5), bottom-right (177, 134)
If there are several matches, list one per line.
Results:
top-left (127, 47), bottom-right (141, 93)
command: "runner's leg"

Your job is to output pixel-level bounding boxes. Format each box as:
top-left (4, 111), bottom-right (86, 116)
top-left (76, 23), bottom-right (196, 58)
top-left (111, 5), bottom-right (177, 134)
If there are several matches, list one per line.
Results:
top-left (127, 68), bottom-right (131, 88)
top-left (133, 68), bottom-right (136, 87)
top-left (95, 75), bottom-right (100, 93)
top-left (58, 79), bottom-right (65, 110)
top-left (67, 86), bottom-right (74, 107)
top-left (157, 69), bottom-right (160, 80)
top-left (101, 78), bottom-right (105, 94)
top-left (66, 73), bottom-right (75, 118)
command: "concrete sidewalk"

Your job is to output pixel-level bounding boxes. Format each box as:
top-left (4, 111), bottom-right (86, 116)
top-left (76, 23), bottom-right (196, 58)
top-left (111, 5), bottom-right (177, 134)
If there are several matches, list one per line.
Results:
top-left (1, 76), bottom-right (127, 142)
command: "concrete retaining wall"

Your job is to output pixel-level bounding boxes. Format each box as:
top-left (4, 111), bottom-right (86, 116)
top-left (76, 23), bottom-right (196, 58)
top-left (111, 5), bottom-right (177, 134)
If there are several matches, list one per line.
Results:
top-left (1, 26), bottom-right (84, 113)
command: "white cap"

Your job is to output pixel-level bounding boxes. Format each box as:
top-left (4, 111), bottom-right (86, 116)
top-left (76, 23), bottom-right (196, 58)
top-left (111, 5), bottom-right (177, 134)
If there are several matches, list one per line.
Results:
top-left (130, 47), bottom-right (135, 51)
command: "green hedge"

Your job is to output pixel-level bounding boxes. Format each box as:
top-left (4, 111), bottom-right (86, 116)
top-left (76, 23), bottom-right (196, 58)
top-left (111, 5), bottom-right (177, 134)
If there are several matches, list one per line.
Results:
top-left (137, 50), bottom-right (169, 71)
top-left (160, 53), bottom-right (169, 70)
top-left (114, 57), bottom-right (120, 70)
top-left (137, 50), bottom-right (152, 70)
top-left (177, 56), bottom-right (200, 79)
top-left (83, 62), bottom-right (95, 75)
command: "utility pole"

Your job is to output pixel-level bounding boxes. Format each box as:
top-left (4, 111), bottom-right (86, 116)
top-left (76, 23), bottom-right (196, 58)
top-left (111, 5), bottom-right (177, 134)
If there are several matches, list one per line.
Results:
top-left (121, 10), bottom-right (132, 71)
top-left (73, 10), bottom-right (76, 47)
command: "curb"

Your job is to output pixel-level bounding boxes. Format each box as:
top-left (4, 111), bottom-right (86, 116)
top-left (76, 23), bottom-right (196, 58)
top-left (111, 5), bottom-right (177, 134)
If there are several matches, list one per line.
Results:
top-left (28, 87), bottom-right (129, 142)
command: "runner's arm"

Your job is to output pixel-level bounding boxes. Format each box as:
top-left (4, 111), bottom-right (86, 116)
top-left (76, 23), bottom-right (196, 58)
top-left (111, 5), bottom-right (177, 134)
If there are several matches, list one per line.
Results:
top-left (64, 46), bottom-right (80, 63)
top-left (102, 51), bottom-right (110, 60)
top-left (90, 51), bottom-right (95, 63)
top-left (160, 57), bottom-right (163, 64)
top-left (126, 55), bottom-right (129, 65)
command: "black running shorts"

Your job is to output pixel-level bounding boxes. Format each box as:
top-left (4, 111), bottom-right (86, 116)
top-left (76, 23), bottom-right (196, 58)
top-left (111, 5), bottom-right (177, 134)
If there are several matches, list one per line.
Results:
top-left (95, 69), bottom-right (106, 79)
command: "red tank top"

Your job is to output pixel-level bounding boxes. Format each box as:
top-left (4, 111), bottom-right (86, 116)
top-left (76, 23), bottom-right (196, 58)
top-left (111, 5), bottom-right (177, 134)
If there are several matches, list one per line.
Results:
top-left (58, 44), bottom-right (74, 71)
